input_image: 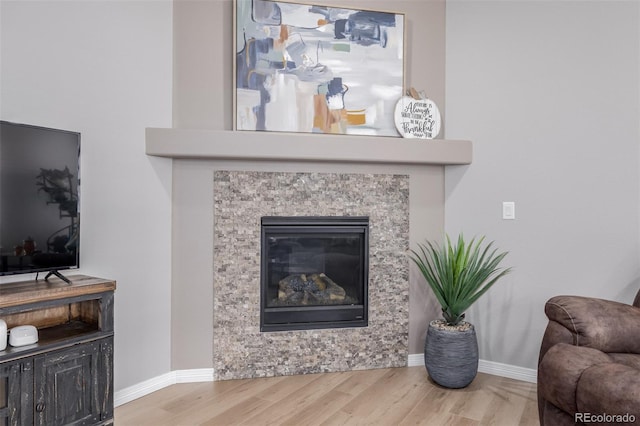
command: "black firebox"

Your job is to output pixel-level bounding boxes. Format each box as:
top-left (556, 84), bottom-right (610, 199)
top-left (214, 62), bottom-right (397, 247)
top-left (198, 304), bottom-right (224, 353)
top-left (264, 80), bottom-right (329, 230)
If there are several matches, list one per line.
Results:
top-left (260, 216), bottom-right (369, 332)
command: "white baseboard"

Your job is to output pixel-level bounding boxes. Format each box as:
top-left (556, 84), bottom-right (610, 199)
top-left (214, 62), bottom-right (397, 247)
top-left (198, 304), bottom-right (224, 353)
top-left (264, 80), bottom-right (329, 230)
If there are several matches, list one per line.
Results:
top-left (407, 353), bottom-right (537, 384)
top-left (477, 359), bottom-right (537, 384)
top-left (407, 353), bottom-right (424, 367)
top-left (174, 368), bottom-right (215, 383)
top-left (114, 368), bottom-right (214, 407)
top-left (115, 358), bottom-right (536, 407)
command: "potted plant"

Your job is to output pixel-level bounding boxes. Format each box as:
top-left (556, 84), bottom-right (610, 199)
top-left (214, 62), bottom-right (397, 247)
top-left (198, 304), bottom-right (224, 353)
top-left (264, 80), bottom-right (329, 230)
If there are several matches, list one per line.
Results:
top-left (409, 234), bottom-right (511, 388)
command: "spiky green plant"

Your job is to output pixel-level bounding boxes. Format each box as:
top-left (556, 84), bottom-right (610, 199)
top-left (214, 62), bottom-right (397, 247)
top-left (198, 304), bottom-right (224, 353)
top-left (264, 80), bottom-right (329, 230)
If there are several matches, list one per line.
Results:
top-left (409, 235), bottom-right (512, 326)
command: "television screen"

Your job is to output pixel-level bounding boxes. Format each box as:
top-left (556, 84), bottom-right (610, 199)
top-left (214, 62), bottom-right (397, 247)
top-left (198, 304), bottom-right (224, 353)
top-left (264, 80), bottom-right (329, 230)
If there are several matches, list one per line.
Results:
top-left (0, 121), bottom-right (80, 279)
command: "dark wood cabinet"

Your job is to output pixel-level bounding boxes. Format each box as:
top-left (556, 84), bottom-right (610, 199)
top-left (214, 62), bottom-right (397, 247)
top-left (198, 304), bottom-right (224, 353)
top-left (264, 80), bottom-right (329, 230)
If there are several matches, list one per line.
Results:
top-left (0, 276), bottom-right (115, 426)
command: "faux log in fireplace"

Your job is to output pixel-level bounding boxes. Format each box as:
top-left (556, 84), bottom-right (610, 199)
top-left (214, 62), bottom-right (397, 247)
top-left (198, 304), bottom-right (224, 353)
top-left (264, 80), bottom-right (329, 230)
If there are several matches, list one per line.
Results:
top-left (260, 216), bottom-right (369, 332)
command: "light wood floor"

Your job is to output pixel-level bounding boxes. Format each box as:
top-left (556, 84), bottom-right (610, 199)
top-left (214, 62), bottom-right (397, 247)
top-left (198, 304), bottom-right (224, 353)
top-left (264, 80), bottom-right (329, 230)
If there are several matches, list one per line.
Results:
top-left (114, 367), bottom-right (538, 425)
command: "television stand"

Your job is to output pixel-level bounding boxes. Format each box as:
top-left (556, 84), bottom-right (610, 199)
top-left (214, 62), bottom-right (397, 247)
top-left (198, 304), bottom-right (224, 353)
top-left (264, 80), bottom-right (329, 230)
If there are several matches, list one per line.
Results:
top-left (44, 270), bottom-right (71, 284)
top-left (0, 275), bottom-right (115, 425)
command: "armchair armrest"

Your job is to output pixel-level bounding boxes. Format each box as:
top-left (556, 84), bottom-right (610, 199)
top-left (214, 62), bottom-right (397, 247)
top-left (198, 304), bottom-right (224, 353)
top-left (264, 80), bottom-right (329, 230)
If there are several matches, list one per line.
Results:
top-left (543, 295), bottom-right (640, 354)
top-left (538, 343), bottom-right (640, 421)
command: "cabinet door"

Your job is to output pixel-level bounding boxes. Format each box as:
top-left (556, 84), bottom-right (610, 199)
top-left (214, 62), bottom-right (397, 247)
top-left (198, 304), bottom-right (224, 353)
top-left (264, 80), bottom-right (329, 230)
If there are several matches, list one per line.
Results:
top-left (34, 339), bottom-right (112, 426)
top-left (0, 359), bottom-right (33, 426)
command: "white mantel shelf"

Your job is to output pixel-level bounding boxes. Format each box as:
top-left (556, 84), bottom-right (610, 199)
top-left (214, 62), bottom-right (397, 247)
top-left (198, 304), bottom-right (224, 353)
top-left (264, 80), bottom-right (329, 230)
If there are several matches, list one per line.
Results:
top-left (145, 128), bottom-right (472, 165)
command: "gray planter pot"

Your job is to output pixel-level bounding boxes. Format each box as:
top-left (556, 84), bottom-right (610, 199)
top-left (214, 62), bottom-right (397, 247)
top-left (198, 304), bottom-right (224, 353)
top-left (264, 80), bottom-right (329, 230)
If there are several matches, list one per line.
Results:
top-left (424, 320), bottom-right (479, 388)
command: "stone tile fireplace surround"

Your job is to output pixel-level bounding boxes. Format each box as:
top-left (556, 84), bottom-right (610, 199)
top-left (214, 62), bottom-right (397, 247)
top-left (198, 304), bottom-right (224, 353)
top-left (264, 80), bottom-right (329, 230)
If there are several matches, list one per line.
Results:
top-left (213, 170), bottom-right (409, 380)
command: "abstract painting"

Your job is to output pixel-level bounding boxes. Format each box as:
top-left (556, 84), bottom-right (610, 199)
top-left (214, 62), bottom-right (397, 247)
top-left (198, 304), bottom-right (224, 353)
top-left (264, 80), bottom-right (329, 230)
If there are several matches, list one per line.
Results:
top-left (235, 0), bottom-right (404, 136)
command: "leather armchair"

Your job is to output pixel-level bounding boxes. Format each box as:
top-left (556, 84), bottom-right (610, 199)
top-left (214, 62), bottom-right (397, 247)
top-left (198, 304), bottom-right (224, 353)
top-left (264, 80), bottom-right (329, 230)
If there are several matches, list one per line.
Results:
top-left (538, 290), bottom-right (640, 425)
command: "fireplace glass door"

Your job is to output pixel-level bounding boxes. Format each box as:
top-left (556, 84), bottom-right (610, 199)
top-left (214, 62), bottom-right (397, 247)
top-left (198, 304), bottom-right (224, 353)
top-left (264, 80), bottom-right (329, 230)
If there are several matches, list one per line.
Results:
top-left (261, 216), bottom-right (369, 332)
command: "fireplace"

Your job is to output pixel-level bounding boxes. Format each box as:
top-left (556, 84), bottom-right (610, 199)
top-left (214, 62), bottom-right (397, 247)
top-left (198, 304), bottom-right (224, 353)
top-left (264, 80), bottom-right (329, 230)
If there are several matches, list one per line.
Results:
top-left (260, 216), bottom-right (369, 332)
top-left (213, 170), bottom-right (409, 380)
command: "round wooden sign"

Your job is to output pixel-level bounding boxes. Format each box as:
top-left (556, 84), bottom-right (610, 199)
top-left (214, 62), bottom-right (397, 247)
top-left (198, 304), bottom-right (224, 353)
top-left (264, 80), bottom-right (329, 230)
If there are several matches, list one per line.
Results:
top-left (394, 96), bottom-right (441, 139)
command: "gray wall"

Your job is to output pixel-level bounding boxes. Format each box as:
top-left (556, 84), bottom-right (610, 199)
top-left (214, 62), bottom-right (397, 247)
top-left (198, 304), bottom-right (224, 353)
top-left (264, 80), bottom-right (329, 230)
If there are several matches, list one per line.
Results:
top-left (445, 1), bottom-right (640, 369)
top-left (1, 1), bottom-right (174, 391)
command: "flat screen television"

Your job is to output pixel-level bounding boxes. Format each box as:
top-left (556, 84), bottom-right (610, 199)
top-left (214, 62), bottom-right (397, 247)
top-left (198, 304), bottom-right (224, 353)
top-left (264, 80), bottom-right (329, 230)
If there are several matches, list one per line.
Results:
top-left (0, 121), bottom-right (80, 282)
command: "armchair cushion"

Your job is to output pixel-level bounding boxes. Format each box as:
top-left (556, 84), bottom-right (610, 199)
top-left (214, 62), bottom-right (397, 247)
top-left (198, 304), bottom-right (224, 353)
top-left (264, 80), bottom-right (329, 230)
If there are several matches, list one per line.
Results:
top-left (609, 352), bottom-right (640, 370)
